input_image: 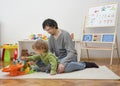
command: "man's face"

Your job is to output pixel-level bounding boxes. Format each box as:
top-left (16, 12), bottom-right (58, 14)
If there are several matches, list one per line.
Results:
top-left (44, 26), bottom-right (56, 35)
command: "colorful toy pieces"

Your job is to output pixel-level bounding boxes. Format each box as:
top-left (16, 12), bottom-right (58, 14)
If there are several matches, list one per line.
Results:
top-left (2, 59), bottom-right (35, 76)
top-left (30, 34), bottom-right (48, 40)
top-left (2, 63), bottom-right (25, 76)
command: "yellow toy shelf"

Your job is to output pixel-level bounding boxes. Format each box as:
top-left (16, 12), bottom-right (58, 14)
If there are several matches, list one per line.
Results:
top-left (0, 44), bottom-right (18, 63)
top-left (0, 45), bottom-right (18, 49)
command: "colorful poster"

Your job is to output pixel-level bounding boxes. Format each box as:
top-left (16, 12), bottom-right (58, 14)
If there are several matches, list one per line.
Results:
top-left (82, 34), bottom-right (93, 42)
top-left (86, 4), bottom-right (117, 27)
top-left (102, 34), bottom-right (114, 42)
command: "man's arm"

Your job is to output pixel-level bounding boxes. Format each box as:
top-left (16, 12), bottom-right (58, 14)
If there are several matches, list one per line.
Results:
top-left (60, 32), bottom-right (77, 65)
top-left (48, 36), bottom-right (54, 53)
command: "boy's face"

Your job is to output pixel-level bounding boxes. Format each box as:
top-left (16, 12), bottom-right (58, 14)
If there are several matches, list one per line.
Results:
top-left (34, 48), bottom-right (41, 55)
top-left (44, 26), bottom-right (56, 35)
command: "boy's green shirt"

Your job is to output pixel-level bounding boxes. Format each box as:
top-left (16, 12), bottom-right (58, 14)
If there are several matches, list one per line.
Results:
top-left (27, 52), bottom-right (59, 74)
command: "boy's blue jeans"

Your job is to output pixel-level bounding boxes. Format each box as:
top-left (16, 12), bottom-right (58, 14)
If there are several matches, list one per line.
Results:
top-left (35, 61), bottom-right (51, 73)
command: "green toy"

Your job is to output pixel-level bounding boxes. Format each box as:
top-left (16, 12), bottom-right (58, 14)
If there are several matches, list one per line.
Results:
top-left (4, 49), bottom-right (10, 63)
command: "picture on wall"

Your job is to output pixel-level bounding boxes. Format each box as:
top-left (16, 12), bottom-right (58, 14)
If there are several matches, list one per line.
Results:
top-left (102, 34), bottom-right (114, 42)
top-left (82, 34), bottom-right (93, 42)
top-left (86, 3), bottom-right (117, 27)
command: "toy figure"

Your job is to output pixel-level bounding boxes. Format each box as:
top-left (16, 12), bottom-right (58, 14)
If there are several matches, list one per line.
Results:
top-left (30, 34), bottom-right (36, 40)
top-left (21, 49), bottom-right (29, 57)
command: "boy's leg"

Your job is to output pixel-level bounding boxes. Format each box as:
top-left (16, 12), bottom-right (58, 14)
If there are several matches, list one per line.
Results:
top-left (35, 60), bottom-right (51, 72)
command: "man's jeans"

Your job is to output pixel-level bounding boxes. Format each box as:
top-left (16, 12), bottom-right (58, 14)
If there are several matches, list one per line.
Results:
top-left (59, 55), bottom-right (86, 73)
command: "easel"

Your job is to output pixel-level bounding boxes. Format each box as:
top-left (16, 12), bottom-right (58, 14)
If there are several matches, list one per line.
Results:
top-left (80, 3), bottom-right (120, 65)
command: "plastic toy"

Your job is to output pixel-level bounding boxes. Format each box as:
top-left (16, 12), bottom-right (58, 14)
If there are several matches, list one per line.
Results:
top-left (14, 49), bottom-right (18, 60)
top-left (42, 35), bottom-right (48, 40)
top-left (30, 34), bottom-right (36, 40)
top-left (29, 34), bottom-right (48, 40)
top-left (2, 63), bottom-right (25, 76)
top-left (37, 34), bottom-right (42, 39)
top-left (0, 44), bottom-right (18, 62)
top-left (2, 59), bottom-right (35, 76)
top-left (4, 49), bottom-right (10, 62)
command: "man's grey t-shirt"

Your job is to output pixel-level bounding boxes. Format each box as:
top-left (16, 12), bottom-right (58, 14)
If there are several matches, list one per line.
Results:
top-left (48, 29), bottom-right (77, 65)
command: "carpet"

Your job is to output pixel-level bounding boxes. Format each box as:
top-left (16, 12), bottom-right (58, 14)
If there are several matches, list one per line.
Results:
top-left (0, 66), bottom-right (120, 80)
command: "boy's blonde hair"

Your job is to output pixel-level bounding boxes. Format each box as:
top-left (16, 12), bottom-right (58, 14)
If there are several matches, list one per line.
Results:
top-left (32, 40), bottom-right (48, 53)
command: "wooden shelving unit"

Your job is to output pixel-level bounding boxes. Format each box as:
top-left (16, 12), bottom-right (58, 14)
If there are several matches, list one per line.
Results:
top-left (80, 3), bottom-right (119, 65)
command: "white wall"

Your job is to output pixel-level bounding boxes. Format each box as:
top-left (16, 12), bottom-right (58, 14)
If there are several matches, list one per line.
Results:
top-left (0, 0), bottom-right (120, 58)
top-left (0, 0), bottom-right (86, 44)
top-left (0, 24), bottom-right (1, 56)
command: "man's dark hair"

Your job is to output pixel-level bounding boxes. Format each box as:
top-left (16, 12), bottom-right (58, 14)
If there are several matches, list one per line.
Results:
top-left (42, 18), bottom-right (58, 29)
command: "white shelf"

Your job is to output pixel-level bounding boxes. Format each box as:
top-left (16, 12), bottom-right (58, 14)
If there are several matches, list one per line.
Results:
top-left (81, 41), bottom-right (114, 43)
top-left (18, 40), bottom-right (36, 57)
top-left (81, 47), bottom-right (113, 50)
top-left (18, 40), bottom-right (81, 60)
top-left (19, 40), bottom-right (36, 42)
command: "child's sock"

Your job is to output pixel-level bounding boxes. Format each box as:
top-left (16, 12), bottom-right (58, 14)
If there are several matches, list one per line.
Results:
top-left (84, 62), bottom-right (99, 68)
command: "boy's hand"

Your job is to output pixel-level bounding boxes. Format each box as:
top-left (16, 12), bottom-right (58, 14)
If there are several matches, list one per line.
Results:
top-left (21, 56), bottom-right (28, 61)
top-left (27, 61), bottom-right (35, 65)
top-left (50, 73), bottom-right (56, 75)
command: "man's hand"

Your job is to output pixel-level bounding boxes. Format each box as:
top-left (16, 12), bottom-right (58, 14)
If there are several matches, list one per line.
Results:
top-left (58, 64), bottom-right (65, 73)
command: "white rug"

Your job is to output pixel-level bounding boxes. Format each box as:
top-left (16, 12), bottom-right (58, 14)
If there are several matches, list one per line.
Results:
top-left (0, 66), bottom-right (120, 80)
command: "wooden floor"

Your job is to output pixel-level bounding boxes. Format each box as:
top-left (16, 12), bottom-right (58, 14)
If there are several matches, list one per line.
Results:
top-left (0, 57), bottom-right (120, 86)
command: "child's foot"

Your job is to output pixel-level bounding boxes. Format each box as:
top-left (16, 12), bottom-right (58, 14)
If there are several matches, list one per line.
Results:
top-left (84, 62), bottom-right (99, 68)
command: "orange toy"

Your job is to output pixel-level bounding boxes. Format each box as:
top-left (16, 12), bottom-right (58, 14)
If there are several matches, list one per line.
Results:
top-left (2, 63), bottom-right (26, 76)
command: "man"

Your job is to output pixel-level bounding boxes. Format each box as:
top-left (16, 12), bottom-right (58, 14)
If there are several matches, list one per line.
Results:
top-left (42, 18), bottom-right (98, 73)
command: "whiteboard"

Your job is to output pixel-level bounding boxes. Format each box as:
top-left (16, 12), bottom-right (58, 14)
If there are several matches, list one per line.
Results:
top-left (86, 3), bottom-right (118, 27)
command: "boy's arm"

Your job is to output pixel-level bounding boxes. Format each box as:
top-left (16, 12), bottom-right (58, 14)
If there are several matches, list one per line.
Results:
top-left (27, 55), bottom-right (41, 61)
top-left (48, 55), bottom-right (58, 74)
